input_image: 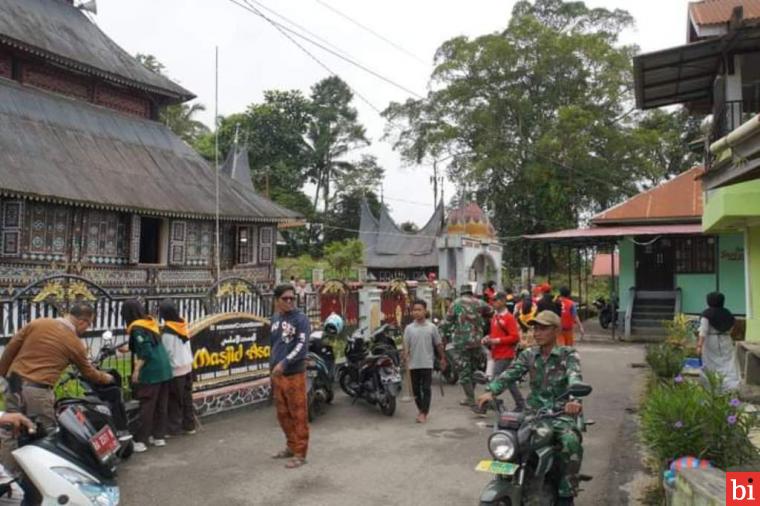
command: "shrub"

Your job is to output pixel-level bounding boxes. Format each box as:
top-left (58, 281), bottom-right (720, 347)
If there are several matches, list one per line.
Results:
top-left (662, 314), bottom-right (698, 350)
top-left (645, 343), bottom-right (685, 379)
top-left (640, 372), bottom-right (760, 470)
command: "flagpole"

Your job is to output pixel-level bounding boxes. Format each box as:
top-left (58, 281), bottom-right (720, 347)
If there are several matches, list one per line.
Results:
top-left (214, 46), bottom-right (221, 283)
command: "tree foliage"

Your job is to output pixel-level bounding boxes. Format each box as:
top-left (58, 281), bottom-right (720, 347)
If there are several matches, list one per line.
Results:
top-left (324, 239), bottom-right (364, 279)
top-left (383, 0), bottom-right (700, 248)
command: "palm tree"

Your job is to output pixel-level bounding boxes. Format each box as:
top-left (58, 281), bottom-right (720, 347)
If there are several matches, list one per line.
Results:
top-left (160, 102), bottom-right (210, 145)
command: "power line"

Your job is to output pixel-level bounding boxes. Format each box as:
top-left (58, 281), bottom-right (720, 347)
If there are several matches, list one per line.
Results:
top-left (307, 221), bottom-right (525, 242)
top-left (229, 0), bottom-right (423, 100)
top-left (227, 0), bottom-right (384, 114)
top-left (314, 0), bottom-right (428, 65)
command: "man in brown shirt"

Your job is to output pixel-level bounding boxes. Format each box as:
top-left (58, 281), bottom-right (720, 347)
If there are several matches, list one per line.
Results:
top-left (0, 302), bottom-right (113, 425)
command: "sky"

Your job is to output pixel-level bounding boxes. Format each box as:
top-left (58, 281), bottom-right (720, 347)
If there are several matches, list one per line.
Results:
top-left (95, 0), bottom-right (690, 226)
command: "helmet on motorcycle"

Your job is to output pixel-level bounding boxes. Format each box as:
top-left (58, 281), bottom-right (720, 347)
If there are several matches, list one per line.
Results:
top-left (323, 313), bottom-right (344, 336)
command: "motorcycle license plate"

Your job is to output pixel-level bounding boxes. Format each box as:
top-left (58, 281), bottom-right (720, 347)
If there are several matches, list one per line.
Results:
top-left (475, 460), bottom-right (518, 476)
top-left (90, 425), bottom-right (120, 462)
top-left (381, 372), bottom-right (401, 383)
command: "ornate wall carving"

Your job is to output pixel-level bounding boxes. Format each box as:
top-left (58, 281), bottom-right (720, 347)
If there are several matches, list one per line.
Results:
top-left (83, 210), bottom-right (128, 264)
top-left (21, 63), bottom-right (90, 100)
top-left (1, 201), bottom-right (23, 257)
top-left (94, 83), bottom-right (150, 118)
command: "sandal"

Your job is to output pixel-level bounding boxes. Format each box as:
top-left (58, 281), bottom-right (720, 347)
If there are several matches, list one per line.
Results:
top-left (271, 449), bottom-right (294, 459)
top-left (285, 457), bottom-right (306, 469)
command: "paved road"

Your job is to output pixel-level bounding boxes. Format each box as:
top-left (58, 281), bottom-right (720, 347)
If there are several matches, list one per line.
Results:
top-left (118, 342), bottom-right (647, 505)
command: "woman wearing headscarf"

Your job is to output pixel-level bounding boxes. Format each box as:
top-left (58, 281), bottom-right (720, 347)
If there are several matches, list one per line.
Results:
top-left (159, 299), bottom-right (196, 436)
top-left (122, 299), bottom-right (172, 453)
top-left (514, 290), bottom-right (537, 348)
top-left (698, 291), bottom-right (740, 391)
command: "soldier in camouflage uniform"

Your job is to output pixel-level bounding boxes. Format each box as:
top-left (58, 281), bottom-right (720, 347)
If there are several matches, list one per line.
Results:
top-left (446, 284), bottom-right (492, 407)
top-left (477, 310), bottom-right (585, 505)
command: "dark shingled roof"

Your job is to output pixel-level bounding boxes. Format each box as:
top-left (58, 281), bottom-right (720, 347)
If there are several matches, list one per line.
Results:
top-left (221, 146), bottom-right (255, 192)
top-left (0, 0), bottom-right (193, 101)
top-left (359, 200), bottom-right (443, 269)
top-left (0, 79), bottom-right (300, 222)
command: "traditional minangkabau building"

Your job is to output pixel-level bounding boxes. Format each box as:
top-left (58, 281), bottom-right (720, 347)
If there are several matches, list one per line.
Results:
top-left (0, 0), bottom-right (300, 295)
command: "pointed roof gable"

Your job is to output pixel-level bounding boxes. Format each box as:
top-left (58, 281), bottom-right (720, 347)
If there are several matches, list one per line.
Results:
top-left (221, 146), bottom-right (255, 192)
top-left (592, 167), bottom-right (705, 225)
top-left (359, 200), bottom-right (444, 269)
top-left (0, 0), bottom-right (193, 101)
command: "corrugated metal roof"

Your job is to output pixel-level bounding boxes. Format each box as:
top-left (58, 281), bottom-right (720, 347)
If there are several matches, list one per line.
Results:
top-left (592, 167), bottom-right (705, 224)
top-left (0, 0), bottom-right (193, 101)
top-left (0, 79), bottom-right (300, 222)
top-left (360, 200), bottom-right (443, 269)
top-left (690, 0), bottom-right (760, 27)
top-left (524, 224), bottom-right (705, 241)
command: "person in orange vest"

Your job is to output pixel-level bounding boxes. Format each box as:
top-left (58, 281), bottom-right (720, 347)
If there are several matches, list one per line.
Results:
top-left (557, 286), bottom-right (585, 346)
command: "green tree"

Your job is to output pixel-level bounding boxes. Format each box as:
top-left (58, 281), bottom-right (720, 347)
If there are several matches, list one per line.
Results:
top-left (135, 54), bottom-right (210, 145)
top-left (383, 0), bottom-right (700, 248)
top-left (306, 76), bottom-right (370, 211)
top-left (323, 190), bottom-right (382, 244)
top-left (324, 239), bottom-right (364, 279)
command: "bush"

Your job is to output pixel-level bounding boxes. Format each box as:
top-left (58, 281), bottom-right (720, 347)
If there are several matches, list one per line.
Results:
top-left (640, 372), bottom-right (760, 470)
top-left (645, 343), bottom-right (685, 379)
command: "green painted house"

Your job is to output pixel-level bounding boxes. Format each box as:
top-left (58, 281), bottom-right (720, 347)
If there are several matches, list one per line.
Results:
top-left (633, 0), bottom-right (760, 345)
top-left (528, 166), bottom-right (746, 340)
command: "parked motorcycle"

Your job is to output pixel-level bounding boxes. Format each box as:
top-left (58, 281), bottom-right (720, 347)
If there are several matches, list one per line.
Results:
top-left (56, 331), bottom-right (139, 460)
top-left (337, 326), bottom-right (402, 416)
top-left (592, 297), bottom-right (617, 329)
top-left (7, 400), bottom-right (122, 505)
top-left (306, 315), bottom-right (340, 421)
top-left (475, 381), bottom-right (594, 506)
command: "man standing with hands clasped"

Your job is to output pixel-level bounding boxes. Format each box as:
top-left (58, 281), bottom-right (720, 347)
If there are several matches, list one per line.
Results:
top-left (270, 284), bottom-right (311, 469)
top-left (403, 299), bottom-right (447, 423)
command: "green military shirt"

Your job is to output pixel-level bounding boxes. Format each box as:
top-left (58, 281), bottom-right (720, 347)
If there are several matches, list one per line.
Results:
top-left (487, 345), bottom-right (583, 411)
top-left (446, 295), bottom-right (491, 348)
top-left (130, 327), bottom-right (173, 385)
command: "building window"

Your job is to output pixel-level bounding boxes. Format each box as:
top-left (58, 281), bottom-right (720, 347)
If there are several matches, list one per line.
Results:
top-left (186, 221), bottom-right (213, 265)
top-left (139, 217), bottom-right (165, 264)
top-left (674, 236), bottom-right (715, 274)
top-left (236, 225), bottom-right (257, 265)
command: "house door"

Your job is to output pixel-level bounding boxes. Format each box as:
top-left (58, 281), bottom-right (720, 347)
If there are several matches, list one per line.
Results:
top-left (635, 238), bottom-right (675, 291)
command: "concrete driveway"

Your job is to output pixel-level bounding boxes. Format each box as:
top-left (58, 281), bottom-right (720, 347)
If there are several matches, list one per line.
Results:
top-left (118, 342), bottom-right (647, 505)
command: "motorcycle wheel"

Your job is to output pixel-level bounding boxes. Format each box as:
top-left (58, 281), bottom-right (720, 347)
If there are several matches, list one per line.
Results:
top-left (522, 482), bottom-right (557, 506)
top-left (379, 394), bottom-right (396, 416)
top-left (120, 439), bottom-right (135, 460)
top-left (325, 386), bottom-right (334, 404)
top-left (338, 369), bottom-right (358, 396)
top-left (599, 314), bottom-right (610, 329)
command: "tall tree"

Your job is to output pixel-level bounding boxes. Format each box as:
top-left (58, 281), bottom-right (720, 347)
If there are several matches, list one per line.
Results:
top-left (383, 0), bottom-right (700, 247)
top-left (306, 76), bottom-right (370, 211)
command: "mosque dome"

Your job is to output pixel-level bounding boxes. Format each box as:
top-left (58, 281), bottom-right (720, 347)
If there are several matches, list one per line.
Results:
top-left (445, 202), bottom-right (496, 238)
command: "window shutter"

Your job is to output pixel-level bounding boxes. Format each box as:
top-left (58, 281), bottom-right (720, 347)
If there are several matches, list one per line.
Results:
top-left (170, 220), bottom-right (186, 265)
top-left (128, 214), bottom-right (140, 264)
top-left (259, 226), bottom-right (273, 263)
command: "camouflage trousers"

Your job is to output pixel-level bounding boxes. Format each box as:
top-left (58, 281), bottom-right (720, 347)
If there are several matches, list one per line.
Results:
top-left (553, 417), bottom-right (583, 498)
top-left (453, 346), bottom-right (482, 387)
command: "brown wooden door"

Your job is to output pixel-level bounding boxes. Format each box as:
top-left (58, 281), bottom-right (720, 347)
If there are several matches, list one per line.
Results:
top-left (635, 238), bottom-right (675, 290)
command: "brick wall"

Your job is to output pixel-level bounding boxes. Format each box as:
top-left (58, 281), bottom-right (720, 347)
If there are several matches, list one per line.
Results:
top-left (95, 83), bottom-right (150, 118)
top-left (21, 63), bottom-right (90, 100)
top-left (0, 51), bottom-right (10, 79)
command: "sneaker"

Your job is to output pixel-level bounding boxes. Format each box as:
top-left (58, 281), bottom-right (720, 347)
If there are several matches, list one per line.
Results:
top-left (152, 438), bottom-right (167, 447)
top-left (133, 442), bottom-right (148, 453)
top-left (184, 429), bottom-right (197, 435)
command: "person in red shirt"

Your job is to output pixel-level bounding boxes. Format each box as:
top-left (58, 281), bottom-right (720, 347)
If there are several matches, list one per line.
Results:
top-left (481, 292), bottom-right (526, 411)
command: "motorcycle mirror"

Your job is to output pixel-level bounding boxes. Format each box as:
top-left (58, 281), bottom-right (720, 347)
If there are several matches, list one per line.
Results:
top-left (102, 330), bottom-right (114, 343)
top-left (567, 383), bottom-right (592, 398)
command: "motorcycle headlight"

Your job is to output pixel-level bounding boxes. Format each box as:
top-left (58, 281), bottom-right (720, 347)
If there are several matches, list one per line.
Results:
top-left (51, 467), bottom-right (120, 506)
top-left (488, 431), bottom-right (517, 462)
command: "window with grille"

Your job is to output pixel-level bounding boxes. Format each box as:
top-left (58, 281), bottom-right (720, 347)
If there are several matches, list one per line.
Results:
top-left (674, 236), bottom-right (716, 273)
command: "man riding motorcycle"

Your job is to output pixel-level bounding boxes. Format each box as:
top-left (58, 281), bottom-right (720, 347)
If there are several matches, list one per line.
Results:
top-left (477, 310), bottom-right (584, 506)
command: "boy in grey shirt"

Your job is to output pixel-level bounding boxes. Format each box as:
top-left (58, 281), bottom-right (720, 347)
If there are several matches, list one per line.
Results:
top-left (403, 299), bottom-right (447, 423)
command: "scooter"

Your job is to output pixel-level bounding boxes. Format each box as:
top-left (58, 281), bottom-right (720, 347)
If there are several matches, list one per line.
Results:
top-left (475, 379), bottom-right (594, 506)
top-left (337, 327), bottom-right (402, 416)
top-left (592, 297), bottom-right (617, 329)
top-left (306, 328), bottom-right (337, 421)
top-left (56, 331), bottom-right (139, 460)
top-left (8, 401), bottom-right (122, 505)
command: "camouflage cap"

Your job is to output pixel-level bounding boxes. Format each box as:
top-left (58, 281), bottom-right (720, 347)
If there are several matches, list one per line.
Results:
top-left (459, 284), bottom-right (474, 295)
top-left (529, 310), bottom-right (561, 328)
